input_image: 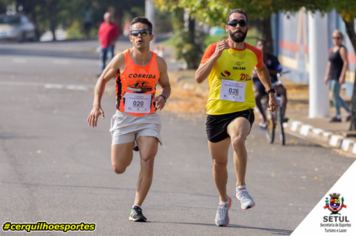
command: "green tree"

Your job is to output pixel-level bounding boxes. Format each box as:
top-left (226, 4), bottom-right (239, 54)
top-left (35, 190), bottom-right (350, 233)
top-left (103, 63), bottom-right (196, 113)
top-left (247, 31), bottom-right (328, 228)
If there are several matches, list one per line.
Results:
top-left (168, 0), bottom-right (335, 53)
top-left (155, 0), bottom-right (205, 69)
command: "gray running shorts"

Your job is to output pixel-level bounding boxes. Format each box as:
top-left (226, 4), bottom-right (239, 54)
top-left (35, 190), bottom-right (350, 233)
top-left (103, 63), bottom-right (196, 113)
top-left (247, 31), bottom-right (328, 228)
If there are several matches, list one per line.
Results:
top-left (110, 111), bottom-right (162, 146)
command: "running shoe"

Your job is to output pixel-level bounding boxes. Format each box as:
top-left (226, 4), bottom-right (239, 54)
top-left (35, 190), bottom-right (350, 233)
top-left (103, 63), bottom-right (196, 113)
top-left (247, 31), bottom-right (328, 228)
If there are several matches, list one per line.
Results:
top-left (236, 186), bottom-right (255, 210)
top-left (259, 121), bottom-right (268, 130)
top-left (129, 206), bottom-right (147, 222)
top-left (346, 114), bottom-right (351, 122)
top-left (329, 116), bottom-right (342, 123)
top-left (215, 196), bottom-right (231, 227)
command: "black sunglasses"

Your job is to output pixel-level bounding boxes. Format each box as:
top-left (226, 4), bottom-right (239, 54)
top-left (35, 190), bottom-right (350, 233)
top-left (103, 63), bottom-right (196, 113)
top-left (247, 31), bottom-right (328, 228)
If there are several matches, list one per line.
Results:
top-left (227, 19), bottom-right (248, 27)
top-left (130, 29), bottom-right (151, 37)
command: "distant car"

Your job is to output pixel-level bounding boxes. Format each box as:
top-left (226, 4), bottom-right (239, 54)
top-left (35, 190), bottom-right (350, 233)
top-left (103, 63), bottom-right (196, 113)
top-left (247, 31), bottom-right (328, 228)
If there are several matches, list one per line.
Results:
top-left (0, 14), bottom-right (37, 42)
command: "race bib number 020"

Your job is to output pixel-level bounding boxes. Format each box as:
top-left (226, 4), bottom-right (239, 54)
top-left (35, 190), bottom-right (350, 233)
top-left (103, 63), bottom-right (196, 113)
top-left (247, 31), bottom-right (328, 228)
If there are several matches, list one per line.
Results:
top-left (219, 79), bottom-right (246, 102)
top-left (124, 93), bottom-right (151, 113)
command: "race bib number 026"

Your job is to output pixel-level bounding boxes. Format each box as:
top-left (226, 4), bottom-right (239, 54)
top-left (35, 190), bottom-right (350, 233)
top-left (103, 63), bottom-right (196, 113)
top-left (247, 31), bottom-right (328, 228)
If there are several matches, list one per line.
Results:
top-left (219, 79), bottom-right (246, 102)
top-left (124, 93), bottom-right (151, 113)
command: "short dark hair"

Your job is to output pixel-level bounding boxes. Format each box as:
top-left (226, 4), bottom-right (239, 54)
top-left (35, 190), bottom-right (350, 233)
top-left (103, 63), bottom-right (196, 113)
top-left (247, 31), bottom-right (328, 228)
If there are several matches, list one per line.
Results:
top-left (131, 17), bottom-right (153, 32)
top-left (226, 9), bottom-right (248, 23)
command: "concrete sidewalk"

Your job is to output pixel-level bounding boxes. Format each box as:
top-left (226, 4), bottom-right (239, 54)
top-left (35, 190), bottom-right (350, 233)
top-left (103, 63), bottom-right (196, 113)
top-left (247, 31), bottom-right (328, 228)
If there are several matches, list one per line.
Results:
top-left (281, 79), bottom-right (356, 157)
top-left (168, 69), bottom-right (356, 158)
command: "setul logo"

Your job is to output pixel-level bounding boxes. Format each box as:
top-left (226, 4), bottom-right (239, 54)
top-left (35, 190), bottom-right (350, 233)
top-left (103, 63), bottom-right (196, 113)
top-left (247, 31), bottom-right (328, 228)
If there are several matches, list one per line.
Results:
top-left (324, 193), bottom-right (347, 215)
top-left (128, 74), bottom-right (156, 79)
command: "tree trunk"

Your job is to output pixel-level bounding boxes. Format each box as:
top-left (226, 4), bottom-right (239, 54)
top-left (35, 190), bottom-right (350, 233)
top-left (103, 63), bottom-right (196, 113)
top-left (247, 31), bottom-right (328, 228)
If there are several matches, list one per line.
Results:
top-left (0, 2), bottom-right (6, 13)
top-left (31, 11), bottom-right (40, 41)
top-left (21, 1), bottom-right (40, 41)
top-left (47, 0), bottom-right (58, 41)
top-left (342, 18), bottom-right (356, 131)
top-left (114, 6), bottom-right (123, 35)
top-left (261, 16), bottom-right (274, 55)
top-left (188, 15), bottom-right (196, 69)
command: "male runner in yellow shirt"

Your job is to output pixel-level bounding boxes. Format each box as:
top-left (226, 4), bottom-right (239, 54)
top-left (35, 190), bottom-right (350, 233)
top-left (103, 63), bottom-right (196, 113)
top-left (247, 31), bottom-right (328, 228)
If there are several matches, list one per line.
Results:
top-left (195, 9), bottom-right (279, 227)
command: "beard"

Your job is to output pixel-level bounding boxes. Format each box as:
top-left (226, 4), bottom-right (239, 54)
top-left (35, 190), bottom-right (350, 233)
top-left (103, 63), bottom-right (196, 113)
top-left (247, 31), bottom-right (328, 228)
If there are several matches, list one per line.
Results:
top-left (229, 29), bottom-right (247, 43)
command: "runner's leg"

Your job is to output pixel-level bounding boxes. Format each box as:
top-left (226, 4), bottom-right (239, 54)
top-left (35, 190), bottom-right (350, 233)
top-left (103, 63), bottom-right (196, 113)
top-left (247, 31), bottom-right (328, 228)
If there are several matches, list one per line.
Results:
top-left (134, 136), bottom-right (158, 206)
top-left (227, 117), bottom-right (251, 187)
top-left (111, 142), bottom-right (135, 174)
top-left (227, 117), bottom-right (255, 209)
top-left (209, 138), bottom-right (231, 202)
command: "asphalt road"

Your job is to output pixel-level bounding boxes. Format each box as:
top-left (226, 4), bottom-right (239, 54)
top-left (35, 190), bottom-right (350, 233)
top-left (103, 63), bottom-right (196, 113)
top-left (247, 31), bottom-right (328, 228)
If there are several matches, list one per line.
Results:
top-left (0, 40), bottom-right (355, 236)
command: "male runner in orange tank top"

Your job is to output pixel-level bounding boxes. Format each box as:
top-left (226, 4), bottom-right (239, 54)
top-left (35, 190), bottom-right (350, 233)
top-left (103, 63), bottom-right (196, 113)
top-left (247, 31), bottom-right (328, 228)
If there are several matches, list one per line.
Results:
top-left (87, 17), bottom-right (171, 222)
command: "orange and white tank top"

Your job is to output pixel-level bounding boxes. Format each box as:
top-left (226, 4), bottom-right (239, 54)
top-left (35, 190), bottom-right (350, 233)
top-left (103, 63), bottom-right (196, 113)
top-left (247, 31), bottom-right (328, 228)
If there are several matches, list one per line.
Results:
top-left (116, 49), bottom-right (160, 116)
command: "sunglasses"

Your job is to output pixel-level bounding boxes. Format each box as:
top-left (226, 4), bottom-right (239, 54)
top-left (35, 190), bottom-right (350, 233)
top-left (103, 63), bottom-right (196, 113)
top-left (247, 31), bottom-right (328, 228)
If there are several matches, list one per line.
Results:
top-left (130, 29), bottom-right (151, 37)
top-left (227, 19), bottom-right (248, 27)
top-left (332, 37), bottom-right (341, 40)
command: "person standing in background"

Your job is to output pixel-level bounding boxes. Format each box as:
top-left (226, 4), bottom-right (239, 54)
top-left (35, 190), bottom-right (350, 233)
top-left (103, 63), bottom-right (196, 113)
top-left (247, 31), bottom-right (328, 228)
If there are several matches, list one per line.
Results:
top-left (324, 30), bottom-right (351, 122)
top-left (97, 12), bottom-right (119, 77)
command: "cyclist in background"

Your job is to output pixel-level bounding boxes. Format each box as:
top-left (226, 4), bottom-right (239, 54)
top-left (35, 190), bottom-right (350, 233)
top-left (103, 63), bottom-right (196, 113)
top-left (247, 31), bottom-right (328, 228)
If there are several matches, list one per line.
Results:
top-left (253, 39), bottom-right (288, 128)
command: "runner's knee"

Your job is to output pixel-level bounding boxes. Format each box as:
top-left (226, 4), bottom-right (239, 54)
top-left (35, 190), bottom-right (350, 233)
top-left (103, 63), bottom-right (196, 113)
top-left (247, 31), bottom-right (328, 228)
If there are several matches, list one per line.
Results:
top-left (231, 136), bottom-right (245, 149)
top-left (213, 159), bottom-right (227, 172)
top-left (112, 163), bottom-right (127, 174)
top-left (141, 155), bottom-right (155, 170)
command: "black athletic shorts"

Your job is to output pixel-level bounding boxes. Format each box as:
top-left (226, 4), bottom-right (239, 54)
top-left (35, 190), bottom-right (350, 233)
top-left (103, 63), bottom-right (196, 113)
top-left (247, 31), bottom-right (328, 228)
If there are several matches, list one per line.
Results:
top-left (206, 109), bottom-right (255, 143)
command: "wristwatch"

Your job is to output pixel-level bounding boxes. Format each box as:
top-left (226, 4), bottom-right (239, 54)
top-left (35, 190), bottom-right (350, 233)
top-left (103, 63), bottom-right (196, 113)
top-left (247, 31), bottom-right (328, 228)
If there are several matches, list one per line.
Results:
top-left (267, 88), bottom-right (276, 94)
top-left (159, 94), bottom-right (167, 102)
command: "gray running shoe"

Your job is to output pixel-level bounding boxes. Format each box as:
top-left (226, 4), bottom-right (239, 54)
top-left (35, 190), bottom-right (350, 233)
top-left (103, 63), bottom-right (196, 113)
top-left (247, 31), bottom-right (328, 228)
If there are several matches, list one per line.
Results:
top-left (129, 206), bottom-right (147, 222)
top-left (236, 185), bottom-right (255, 210)
top-left (215, 196), bottom-right (231, 227)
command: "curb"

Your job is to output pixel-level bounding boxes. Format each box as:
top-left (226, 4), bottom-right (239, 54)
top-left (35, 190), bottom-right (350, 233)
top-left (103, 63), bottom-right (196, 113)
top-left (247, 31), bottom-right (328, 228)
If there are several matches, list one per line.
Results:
top-left (285, 120), bottom-right (356, 157)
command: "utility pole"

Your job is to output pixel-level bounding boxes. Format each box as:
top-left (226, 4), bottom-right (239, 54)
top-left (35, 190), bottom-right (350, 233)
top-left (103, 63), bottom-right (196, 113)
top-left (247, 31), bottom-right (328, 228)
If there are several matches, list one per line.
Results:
top-left (145, 0), bottom-right (155, 48)
top-left (308, 11), bottom-right (330, 118)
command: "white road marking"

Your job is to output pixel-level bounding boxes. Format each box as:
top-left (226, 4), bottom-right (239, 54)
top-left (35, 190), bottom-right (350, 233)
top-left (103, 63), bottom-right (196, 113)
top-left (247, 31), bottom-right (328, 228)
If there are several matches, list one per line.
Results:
top-left (0, 81), bottom-right (98, 91)
top-left (12, 58), bottom-right (27, 63)
top-left (44, 84), bottom-right (64, 89)
top-left (66, 85), bottom-right (88, 91)
top-left (53, 60), bottom-right (70, 65)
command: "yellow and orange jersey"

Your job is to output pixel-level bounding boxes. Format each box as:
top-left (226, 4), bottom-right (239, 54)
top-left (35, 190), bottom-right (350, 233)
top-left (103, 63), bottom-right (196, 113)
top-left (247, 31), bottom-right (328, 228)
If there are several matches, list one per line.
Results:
top-left (201, 41), bottom-right (263, 115)
top-left (116, 49), bottom-right (160, 116)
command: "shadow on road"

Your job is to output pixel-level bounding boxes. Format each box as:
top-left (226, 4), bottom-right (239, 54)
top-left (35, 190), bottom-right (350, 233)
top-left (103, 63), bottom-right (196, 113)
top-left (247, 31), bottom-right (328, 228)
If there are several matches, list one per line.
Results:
top-left (148, 221), bottom-right (293, 235)
top-left (0, 181), bottom-right (218, 198)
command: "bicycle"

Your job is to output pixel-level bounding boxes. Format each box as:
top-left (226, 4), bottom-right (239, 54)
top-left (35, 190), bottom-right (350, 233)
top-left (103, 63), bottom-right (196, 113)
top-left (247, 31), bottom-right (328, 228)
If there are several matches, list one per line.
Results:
top-left (262, 71), bottom-right (290, 146)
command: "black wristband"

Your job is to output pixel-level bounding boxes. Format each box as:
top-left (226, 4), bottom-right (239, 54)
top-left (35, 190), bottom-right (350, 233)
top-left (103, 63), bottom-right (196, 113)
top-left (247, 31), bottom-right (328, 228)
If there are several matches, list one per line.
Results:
top-left (267, 88), bottom-right (276, 94)
top-left (159, 94), bottom-right (167, 102)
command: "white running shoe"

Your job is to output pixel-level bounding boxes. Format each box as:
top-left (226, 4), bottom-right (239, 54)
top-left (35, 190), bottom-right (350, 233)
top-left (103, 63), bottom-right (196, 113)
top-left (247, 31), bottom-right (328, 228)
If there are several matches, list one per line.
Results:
top-left (236, 185), bottom-right (255, 210)
top-left (215, 196), bottom-right (231, 227)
